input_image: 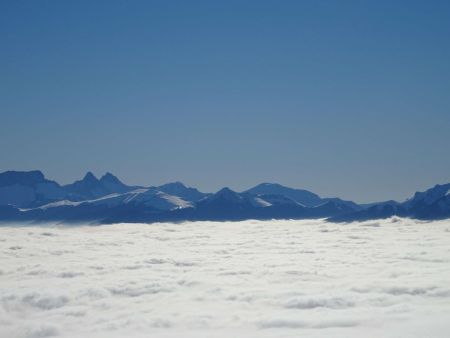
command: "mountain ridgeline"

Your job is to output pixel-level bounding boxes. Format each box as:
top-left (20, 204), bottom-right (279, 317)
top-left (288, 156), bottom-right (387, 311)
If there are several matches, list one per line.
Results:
top-left (0, 170), bottom-right (448, 224)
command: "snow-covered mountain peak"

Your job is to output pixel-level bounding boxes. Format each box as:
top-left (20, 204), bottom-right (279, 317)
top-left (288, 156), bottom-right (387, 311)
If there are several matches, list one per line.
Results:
top-left (244, 182), bottom-right (322, 207)
top-left (159, 181), bottom-right (186, 189)
top-left (156, 181), bottom-right (208, 202)
top-left (407, 183), bottom-right (450, 207)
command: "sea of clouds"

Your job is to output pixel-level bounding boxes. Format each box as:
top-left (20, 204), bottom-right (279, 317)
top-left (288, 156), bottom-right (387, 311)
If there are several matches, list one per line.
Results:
top-left (1, 217), bottom-right (450, 338)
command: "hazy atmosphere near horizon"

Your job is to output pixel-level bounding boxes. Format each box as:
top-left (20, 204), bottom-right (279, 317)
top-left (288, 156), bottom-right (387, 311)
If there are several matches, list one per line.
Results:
top-left (1, 0), bottom-right (449, 203)
top-left (1, 2), bottom-right (450, 338)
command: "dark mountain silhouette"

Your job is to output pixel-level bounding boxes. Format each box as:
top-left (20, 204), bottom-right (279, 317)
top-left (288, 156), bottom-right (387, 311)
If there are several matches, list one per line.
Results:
top-left (331, 184), bottom-right (450, 222)
top-left (244, 183), bottom-right (322, 207)
top-left (405, 183), bottom-right (450, 219)
top-left (63, 172), bottom-right (139, 200)
top-left (0, 170), bottom-right (448, 224)
top-left (100, 172), bottom-right (140, 193)
top-left (0, 170), bottom-right (66, 208)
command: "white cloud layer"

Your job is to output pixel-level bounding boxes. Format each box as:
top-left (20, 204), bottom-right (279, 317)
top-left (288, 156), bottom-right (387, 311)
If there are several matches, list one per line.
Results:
top-left (1, 217), bottom-right (450, 338)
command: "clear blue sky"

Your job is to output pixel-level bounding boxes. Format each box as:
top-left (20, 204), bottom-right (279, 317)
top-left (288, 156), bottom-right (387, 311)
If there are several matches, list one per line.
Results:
top-left (1, 0), bottom-right (449, 203)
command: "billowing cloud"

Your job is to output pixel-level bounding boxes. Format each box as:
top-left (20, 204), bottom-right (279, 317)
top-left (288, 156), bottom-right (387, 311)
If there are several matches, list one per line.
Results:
top-left (0, 218), bottom-right (449, 338)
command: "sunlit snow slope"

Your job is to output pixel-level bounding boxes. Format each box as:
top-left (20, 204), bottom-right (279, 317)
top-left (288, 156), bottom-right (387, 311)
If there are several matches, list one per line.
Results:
top-left (1, 218), bottom-right (450, 338)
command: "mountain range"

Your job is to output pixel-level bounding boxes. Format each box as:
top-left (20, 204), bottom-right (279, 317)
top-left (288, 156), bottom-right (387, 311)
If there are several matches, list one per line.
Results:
top-left (0, 170), bottom-right (448, 224)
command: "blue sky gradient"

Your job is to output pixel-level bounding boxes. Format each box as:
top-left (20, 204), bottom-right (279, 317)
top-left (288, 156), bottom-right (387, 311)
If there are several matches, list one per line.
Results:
top-left (1, 0), bottom-right (449, 202)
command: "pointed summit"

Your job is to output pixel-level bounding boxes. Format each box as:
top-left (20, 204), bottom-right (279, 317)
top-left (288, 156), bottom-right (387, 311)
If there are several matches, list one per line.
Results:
top-left (63, 172), bottom-right (105, 200)
top-left (82, 171), bottom-right (98, 183)
top-left (405, 183), bottom-right (450, 208)
top-left (99, 172), bottom-right (133, 194)
top-left (204, 187), bottom-right (245, 204)
top-left (215, 187), bottom-right (239, 197)
top-left (100, 172), bottom-right (121, 183)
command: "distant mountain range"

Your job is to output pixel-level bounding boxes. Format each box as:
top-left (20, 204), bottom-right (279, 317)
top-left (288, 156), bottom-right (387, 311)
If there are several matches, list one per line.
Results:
top-left (0, 170), bottom-right (448, 224)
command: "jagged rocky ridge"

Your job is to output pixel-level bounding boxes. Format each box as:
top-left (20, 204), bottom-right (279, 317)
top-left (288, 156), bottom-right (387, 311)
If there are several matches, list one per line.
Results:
top-left (0, 170), bottom-right (448, 224)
